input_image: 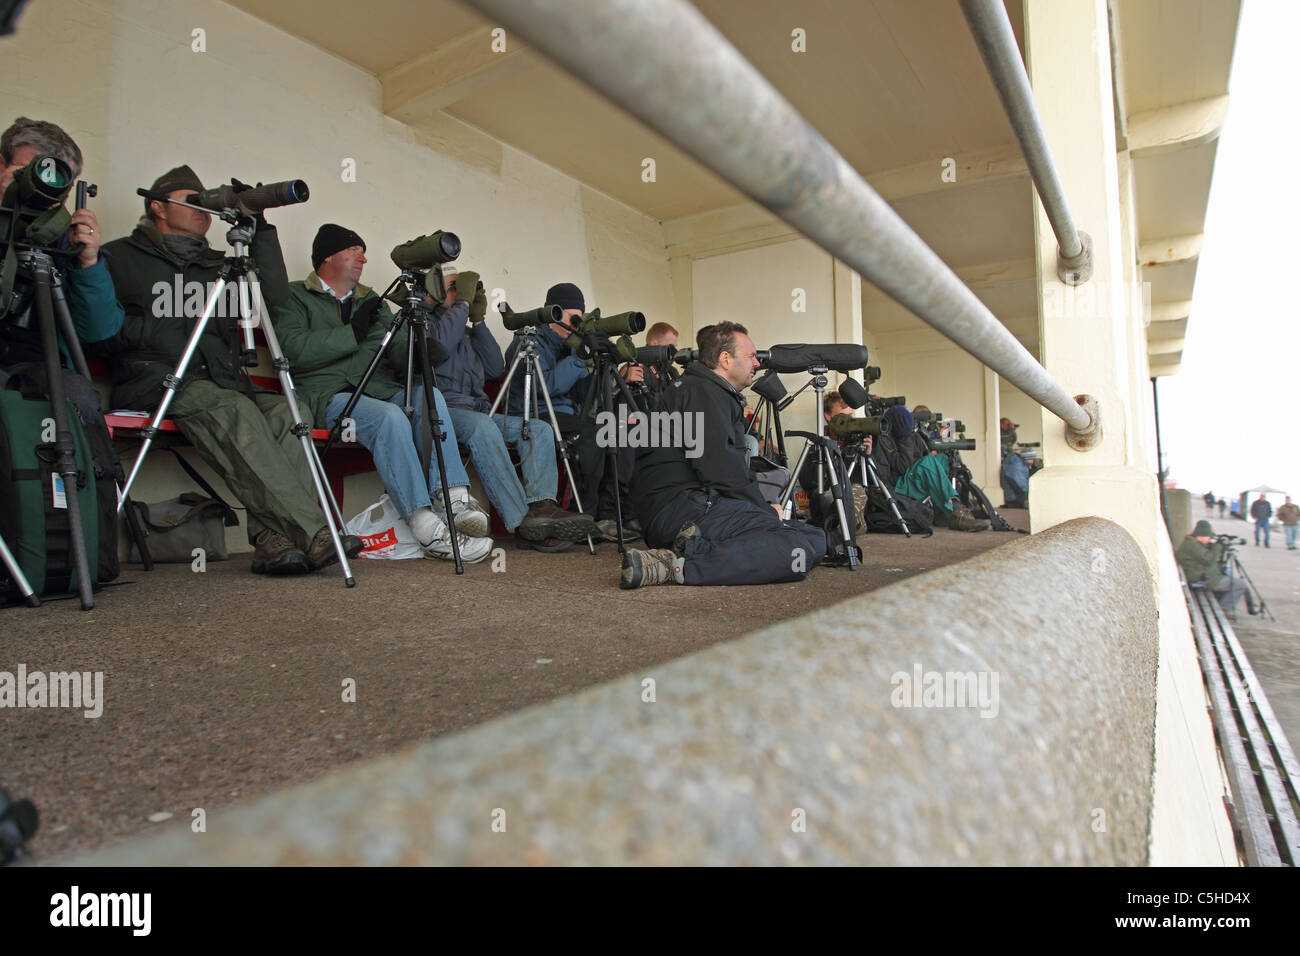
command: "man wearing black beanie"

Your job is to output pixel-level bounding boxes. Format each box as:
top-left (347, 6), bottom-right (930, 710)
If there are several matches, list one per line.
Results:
top-left (276, 224), bottom-right (493, 563)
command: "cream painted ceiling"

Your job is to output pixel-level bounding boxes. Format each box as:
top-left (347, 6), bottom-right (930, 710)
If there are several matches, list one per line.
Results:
top-left (224, 0), bottom-right (1239, 373)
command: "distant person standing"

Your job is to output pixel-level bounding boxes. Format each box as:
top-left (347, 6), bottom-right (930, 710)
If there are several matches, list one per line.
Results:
top-left (1218, 497), bottom-right (1226, 518)
top-left (1277, 496), bottom-right (1300, 550)
top-left (1204, 490), bottom-right (1216, 512)
top-left (1250, 494), bottom-right (1273, 547)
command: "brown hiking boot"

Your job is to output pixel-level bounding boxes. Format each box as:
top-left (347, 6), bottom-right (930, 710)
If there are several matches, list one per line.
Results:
top-left (517, 499), bottom-right (596, 542)
top-left (620, 548), bottom-right (681, 589)
top-left (515, 536), bottom-right (575, 553)
top-left (306, 528), bottom-right (365, 570)
top-left (251, 530), bottom-right (309, 575)
top-left (946, 504), bottom-right (990, 532)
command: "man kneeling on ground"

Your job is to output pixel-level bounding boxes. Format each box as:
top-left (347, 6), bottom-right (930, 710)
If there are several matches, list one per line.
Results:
top-left (622, 321), bottom-right (827, 588)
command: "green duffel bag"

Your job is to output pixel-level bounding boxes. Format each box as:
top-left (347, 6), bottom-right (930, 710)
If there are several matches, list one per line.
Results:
top-left (0, 389), bottom-right (99, 599)
top-left (129, 492), bottom-right (238, 564)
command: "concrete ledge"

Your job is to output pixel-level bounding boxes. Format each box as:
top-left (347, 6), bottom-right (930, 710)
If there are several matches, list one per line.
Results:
top-left (72, 518), bottom-right (1157, 865)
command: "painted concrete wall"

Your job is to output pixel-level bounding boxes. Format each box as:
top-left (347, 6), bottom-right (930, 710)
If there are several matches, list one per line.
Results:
top-left (1, 0), bottom-right (674, 550)
top-left (691, 238), bottom-right (839, 440)
top-left (871, 328), bottom-right (995, 490)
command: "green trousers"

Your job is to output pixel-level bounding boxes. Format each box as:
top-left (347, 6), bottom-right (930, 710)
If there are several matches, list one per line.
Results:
top-left (169, 379), bottom-right (325, 549)
top-left (894, 453), bottom-right (956, 516)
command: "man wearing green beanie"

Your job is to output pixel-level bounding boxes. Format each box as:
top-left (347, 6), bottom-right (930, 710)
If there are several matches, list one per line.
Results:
top-left (1175, 519), bottom-right (1255, 615)
top-left (97, 165), bottom-right (361, 575)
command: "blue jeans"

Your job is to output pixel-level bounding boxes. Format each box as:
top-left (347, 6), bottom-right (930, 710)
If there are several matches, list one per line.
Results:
top-left (1255, 518), bottom-right (1270, 546)
top-left (1285, 524), bottom-right (1298, 548)
top-left (324, 387), bottom-right (469, 520)
top-left (446, 407), bottom-right (558, 531)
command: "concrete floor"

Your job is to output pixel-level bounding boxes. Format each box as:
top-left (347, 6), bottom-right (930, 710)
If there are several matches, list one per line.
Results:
top-left (1212, 515), bottom-right (1300, 752)
top-left (2, 511), bottom-right (1028, 860)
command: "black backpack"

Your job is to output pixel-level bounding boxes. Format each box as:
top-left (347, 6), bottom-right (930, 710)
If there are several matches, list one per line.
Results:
top-left (863, 485), bottom-right (934, 536)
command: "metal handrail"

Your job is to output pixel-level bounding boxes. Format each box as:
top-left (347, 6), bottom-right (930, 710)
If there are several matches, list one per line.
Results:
top-left (464, 0), bottom-right (1096, 437)
top-left (959, 0), bottom-right (1094, 285)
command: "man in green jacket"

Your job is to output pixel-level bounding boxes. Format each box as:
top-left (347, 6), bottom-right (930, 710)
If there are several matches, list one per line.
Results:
top-left (1175, 519), bottom-right (1254, 615)
top-left (275, 224), bottom-right (491, 562)
top-left (97, 165), bottom-right (359, 575)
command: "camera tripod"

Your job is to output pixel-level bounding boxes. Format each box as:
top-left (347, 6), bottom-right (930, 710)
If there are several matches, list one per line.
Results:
top-left (571, 331), bottom-right (644, 553)
top-left (841, 440), bottom-right (912, 537)
top-left (321, 270), bottom-right (465, 572)
top-left (116, 200), bottom-right (355, 585)
top-left (488, 321), bottom-right (594, 553)
top-left (773, 368), bottom-right (858, 570)
top-left (1222, 542), bottom-right (1273, 623)
top-left (942, 445), bottom-right (1021, 533)
top-left (4, 248), bottom-right (152, 608)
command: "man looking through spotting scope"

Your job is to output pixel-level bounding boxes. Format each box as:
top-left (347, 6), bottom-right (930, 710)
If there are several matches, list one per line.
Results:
top-left (622, 321), bottom-right (827, 588)
top-left (428, 264), bottom-right (594, 552)
top-left (1, 117), bottom-right (127, 584)
top-left (95, 165), bottom-right (361, 575)
top-left (274, 225), bottom-right (492, 562)
top-left (502, 281), bottom-right (615, 532)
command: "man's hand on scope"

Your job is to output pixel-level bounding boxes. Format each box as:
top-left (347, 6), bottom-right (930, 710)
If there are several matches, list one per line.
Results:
top-left (67, 208), bottom-right (101, 268)
top-left (622, 363), bottom-right (645, 383)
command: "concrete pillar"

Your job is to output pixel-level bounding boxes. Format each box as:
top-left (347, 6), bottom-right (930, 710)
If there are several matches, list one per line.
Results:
top-left (983, 368), bottom-right (1001, 493)
top-left (1023, 0), bottom-right (1162, 575)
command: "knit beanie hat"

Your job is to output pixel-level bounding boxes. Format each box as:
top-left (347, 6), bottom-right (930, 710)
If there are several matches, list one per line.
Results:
top-left (312, 224), bottom-right (366, 271)
top-left (545, 282), bottom-right (585, 312)
top-left (1192, 520), bottom-right (1214, 537)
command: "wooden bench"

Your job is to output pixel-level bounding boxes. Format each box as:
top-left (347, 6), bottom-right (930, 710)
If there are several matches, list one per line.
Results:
top-left (90, 359), bottom-right (376, 509)
top-left (1183, 574), bottom-right (1300, 865)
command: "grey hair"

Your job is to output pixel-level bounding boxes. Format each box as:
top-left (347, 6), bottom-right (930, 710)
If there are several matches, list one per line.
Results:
top-left (1, 117), bottom-right (83, 177)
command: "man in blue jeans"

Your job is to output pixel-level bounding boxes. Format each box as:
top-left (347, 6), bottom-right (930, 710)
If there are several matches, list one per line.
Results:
top-left (427, 264), bottom-right (595, 551)
top-left (276, 225), bottom-right (492, 562)
top-left (1250, 493), bottom-right (1272, 548)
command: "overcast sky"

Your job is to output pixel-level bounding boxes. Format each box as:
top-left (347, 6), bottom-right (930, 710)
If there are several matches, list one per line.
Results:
top-left (1157, 0), bottom-right (1299, 504)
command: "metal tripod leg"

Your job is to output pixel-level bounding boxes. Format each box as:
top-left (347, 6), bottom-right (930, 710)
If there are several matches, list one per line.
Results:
top-left (117, 270), bottom-right (236, 509)
top-left (249, 275), bottom-right (356, 586)
top-left (0, 531), bottom-right (40, 607)
top-left (48, 276), bottom-right (153, 569)
top-left (865, 456), bottom-right (911, 537)
top-left (33, 260), bottom-right (93, 608)
top-left (410, 320), bottom-right (463, 573)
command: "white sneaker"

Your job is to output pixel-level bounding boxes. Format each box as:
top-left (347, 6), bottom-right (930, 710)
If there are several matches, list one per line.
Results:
top-left (408, 507), bottom-right (444, 548)
top-left (422, 523), bottom-right (494, 564)
top-left (450, 495), bottom-right (491, 538)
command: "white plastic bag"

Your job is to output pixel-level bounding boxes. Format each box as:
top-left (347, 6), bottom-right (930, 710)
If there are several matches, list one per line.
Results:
top-left (345, 495), bottom-right (424, 560)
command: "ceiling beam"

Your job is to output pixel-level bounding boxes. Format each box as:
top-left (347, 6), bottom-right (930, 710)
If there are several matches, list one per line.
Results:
top-left (1128, 95), bottom-right (1229, 158)
top-left (1139, 234), bottom-right (1202, 268)
top-left (862, 256), bottom-right (1037, 301)
top-left (382, 26), bottom-right (537, 122)
top-left (664, 144), bottom-right (1029, 260)
top-left (868, 143), bottom-right (1027, 204)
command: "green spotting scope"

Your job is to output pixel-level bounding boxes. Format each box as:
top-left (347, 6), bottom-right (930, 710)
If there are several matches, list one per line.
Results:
top-left (390, 230), bottom-right (461, 271)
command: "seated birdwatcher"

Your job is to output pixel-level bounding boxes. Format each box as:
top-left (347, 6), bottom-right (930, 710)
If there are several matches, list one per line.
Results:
top-left (1176, 519), bottom-right (1255, 615)
top-left (274, 224), bottom-right (492, 563)
top-left (97, 166), bottom-right (362, 575)
top-left (425, 263), bottom-right (595, 553)
top-left (871, 405), bottom-right (987, 532)
top-left (623, 321), bottom-right (827, 588)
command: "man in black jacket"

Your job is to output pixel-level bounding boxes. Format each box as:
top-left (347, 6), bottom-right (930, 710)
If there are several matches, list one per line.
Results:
top-left (621, 321), bottom-right (826, 588)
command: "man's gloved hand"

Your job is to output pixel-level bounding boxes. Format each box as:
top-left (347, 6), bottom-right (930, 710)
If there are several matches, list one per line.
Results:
top-left (350, 297), bottom-right (383, 344)
top-left (230, 178), bottom-right (270, 227)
